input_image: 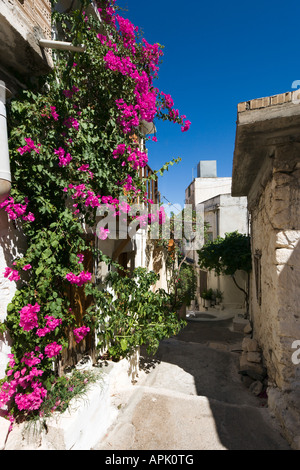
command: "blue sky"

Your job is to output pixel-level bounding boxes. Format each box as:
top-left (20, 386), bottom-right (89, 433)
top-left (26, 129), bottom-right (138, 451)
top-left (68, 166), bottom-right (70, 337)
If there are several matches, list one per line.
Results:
top-left (118, 0), bottom-right (300, 208)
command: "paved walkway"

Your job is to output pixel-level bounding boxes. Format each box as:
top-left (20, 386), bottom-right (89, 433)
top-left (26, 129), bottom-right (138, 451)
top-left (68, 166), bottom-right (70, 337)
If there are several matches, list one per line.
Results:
top-left (94, 318), bottom-right (291, 451)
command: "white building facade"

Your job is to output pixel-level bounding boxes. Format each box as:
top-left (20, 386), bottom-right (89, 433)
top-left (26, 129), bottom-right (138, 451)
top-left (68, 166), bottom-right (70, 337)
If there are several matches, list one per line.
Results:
top-left (185, 160), bottom-right (248, 310)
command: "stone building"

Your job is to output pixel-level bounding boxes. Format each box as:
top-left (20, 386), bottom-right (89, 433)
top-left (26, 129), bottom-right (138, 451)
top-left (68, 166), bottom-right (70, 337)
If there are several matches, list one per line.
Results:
top-left (232, 90), bottom-right (300, 449)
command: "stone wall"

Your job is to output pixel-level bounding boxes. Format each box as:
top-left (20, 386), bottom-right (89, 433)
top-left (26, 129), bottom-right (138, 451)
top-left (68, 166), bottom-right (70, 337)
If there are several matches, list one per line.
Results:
top-left (248, 145), bottom-right (300, 447)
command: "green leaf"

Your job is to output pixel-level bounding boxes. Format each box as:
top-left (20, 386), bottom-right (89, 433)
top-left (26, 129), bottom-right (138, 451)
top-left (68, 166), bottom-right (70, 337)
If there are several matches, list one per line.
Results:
top-left (42, 248), bottom-right (52, 260)
top-left (36, 265), bottom-right (44, 276)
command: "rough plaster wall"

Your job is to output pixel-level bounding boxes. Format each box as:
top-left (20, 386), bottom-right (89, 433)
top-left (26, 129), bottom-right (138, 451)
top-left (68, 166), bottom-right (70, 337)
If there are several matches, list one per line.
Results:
top-left (218, 195), bottom-right (248, 237)
top-left (204, 194), bottom-right (248, 309)
top-left (0, 213), bottom-right (27, 379)
top-left (207, 270), bottom-right (246, 308)
top-left (145, 240), bottom-right (169, 292)
top-left (194, 177), bottom-right (232, 206)
top-left (250, 153), bottom-right (300, 392)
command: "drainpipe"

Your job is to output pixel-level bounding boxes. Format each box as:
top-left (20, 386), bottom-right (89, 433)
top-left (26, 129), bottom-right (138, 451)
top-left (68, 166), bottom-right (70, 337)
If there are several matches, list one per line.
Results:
top-left (216, 204), bottom-right (220, 237)
top-left (0, 81), bottom-right (11, 203)
top-left (39, 39), bottom-right (86, 53)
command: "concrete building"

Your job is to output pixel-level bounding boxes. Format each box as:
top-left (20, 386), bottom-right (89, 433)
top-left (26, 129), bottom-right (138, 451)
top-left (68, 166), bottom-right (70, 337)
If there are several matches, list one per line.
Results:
top-left (200, 193), bottom-right (248, 310)
top-left (185, 161), bottom-right (248, 310)
top-left (232, 89), bottom-right (300, 449)
top-left (185, 160), bottom-right (232, 210)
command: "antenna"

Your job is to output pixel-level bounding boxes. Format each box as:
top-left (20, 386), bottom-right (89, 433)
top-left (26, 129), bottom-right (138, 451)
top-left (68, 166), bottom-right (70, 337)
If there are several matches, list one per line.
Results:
top-left (192, 164), bottom-right (197, 180)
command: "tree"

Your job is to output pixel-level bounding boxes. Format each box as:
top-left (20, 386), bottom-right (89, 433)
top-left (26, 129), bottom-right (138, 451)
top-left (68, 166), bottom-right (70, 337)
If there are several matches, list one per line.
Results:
top-left (197, 231), bottom-right (252, 316)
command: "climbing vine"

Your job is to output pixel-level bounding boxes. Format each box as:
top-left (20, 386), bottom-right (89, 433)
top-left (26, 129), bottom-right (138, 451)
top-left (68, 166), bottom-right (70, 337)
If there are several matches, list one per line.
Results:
top-left (0, 0), bottom-right (190, 425)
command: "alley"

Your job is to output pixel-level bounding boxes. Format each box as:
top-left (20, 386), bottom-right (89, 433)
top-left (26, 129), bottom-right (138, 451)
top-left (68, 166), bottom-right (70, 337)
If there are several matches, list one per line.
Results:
top-left (94, 317), bottom-right (291, 451)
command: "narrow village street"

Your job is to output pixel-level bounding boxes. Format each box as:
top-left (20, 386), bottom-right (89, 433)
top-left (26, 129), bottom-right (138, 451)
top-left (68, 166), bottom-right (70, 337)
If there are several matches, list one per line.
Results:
top-left (94, 316), bottom-right (291, 451)
top-left (1, 0), bottom-right (300, 454)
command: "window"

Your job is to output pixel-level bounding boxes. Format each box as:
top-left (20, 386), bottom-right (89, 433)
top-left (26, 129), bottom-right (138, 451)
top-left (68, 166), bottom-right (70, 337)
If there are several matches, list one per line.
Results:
top-left (254, 249), bottom-right (262, 306)
top-left (206, 232), bottom-right (213, 242)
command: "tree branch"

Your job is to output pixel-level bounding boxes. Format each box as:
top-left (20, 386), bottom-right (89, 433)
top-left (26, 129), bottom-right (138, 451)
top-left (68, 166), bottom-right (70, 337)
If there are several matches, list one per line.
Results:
top-left (231, 274), bottom-right (249, 317)
top-left (230, 274), bottom-right (247, 297)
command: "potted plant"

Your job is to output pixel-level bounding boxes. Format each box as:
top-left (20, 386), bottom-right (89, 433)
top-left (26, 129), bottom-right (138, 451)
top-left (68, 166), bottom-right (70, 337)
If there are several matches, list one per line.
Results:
top-left (215, 289), bottom-right (223, 305)
top-left (173, 263), bottom-right (197, 318)
top-left (201, 288), bottom-right (213, 308)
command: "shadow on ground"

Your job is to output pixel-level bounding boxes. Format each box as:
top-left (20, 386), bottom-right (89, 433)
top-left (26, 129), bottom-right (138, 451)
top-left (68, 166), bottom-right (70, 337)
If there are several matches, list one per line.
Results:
top-left (138, 319), bottom-right (290, 450)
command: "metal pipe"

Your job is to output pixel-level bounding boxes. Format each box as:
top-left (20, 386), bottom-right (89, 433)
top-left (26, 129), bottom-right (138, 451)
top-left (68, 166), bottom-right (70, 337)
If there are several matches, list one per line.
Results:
top-left (0, 81), bottom-right (11, 203)
top-left (39, 39), bottom-right (86, 52)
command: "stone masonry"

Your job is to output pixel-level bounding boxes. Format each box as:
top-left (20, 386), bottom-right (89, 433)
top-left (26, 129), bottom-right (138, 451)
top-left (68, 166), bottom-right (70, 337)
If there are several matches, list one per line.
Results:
top-left (232, 90), bottom-right (300, 449)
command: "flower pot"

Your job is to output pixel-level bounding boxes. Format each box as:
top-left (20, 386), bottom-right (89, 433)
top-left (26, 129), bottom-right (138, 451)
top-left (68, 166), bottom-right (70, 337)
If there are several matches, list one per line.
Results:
top-left (177, 303), bottom-right (187, 319)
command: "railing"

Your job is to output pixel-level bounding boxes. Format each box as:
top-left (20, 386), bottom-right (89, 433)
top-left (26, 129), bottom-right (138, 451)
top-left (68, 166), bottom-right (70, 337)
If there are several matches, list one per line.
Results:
top-left (139, 164), bottom-right (160, 206)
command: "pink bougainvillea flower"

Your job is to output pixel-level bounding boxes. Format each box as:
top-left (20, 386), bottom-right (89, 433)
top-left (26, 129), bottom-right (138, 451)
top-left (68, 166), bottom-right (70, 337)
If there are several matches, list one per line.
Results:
top-left (98, 3), bottom-right (116, 27)
top-left (97, 226), bottom-right (110, 240)
top-left (3, 267), bottom-right (20, 282)
top-left (7, 353), bottom-right (15, 368)
top-left (169, 108), bottom-right (179, 122)
top-left (78, 164), bottom-right (90, 171)
top-left (19, 302), bottom-right (40, 332)
top-left (65, 270), bottom-right (92, 287)
top-left (22, 264), bottom-right (32, 271)
top-left (141, 38), bottom-right (163, 74)
top-left (14, 382), bottom-right (47, 411)
top-left (77, 254), bottom-right (84, 264)
top-left (181, 120), bottom-right (191, 132)
top-left (54, 147), bottom-right (72, 167)
top-left (0, 196), bottom-right (35, 223)
top-left (21, 350), bottom-right (43, 368)
top-left (115, 98), bottom-right (139, 133)
top-left (119, 200), bottom-right (131, 214)
top-left (77, 164), bottom-right (94, 179)
top-left (63, 85), bottom-right (80, 99)
top-left (116, 14), bottom-right (138, 53)
top-left (36, 315), bottom-right (62, 337)
top-left (44, 342), bottom-right (62, 359)
top-left (63, 116), bottom-right (79, 131)
top-left (158, 206), bottom-right (166, 224)
top-left (73, 325), bottom-right (90, 343)
top-left (17, 138), bottom-right (40, 155)
top-left (161, 92), bottom-right (174, 109)
top-left (23, 212), bottom-right (35, 222)
top-left (112, 143), bottom-right (127, 159)
top-left (50, 106), bottom-right (59, 121)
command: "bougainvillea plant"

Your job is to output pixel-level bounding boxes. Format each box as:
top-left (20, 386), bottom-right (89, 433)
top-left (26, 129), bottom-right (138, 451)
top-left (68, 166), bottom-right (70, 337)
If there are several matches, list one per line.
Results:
top-left (0, 0), bottom-right (190, 426)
